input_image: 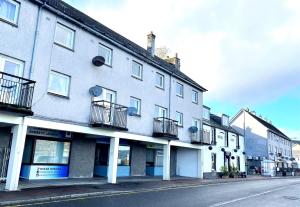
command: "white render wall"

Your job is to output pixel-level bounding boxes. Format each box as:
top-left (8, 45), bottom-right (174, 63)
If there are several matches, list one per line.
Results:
top-left (202, 124), bottom-right (245, 173)
top-left (0, 0), bottom-right (204, 143)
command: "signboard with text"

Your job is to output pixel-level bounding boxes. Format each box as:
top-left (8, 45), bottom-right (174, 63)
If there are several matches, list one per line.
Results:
top-left (20, 165), bottom-right (69, 180)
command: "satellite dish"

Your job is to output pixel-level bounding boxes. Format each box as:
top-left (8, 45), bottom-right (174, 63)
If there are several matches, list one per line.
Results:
top-left (231, 156), bottom-right (235, 160)
top-left (221, 148), bottom-right (225, 152)
top-left (188, 126), bottom-right (198, 133)
top-left (89, 86), bottom-right (102, 97)
top-left (128, 107), bottom-right (138, 116)
top-left (92, 56), bottom-right (105, 67)
top-left (208, 146), bottom-right (213, 150)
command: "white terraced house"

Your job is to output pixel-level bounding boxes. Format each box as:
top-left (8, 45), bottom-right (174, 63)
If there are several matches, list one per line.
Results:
top-left (201, 106), bottom-right (246, 178)
top-left (0, 0), bottom-right (218, 191)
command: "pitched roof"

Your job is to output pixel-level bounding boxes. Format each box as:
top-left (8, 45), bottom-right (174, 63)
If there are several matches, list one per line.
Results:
top-left (31, 0), bottom-right (207, 92)
top-left (203, 113), bottom-right (242, 135)
top-left (246, 111), bottom-right (290, 140)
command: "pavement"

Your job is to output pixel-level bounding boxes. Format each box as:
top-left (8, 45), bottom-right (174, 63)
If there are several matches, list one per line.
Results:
top-left (0, 176), bottom-right (299, 206)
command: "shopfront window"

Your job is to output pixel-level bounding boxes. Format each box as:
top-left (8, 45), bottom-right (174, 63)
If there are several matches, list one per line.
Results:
top-left (33, 140), bottom-right (70, 164)
top-left (118, 145), bottom-right (130, 166)
top-left (94, 144), bottom-right (109, 166)
top-left (146, 148), bottom-right (163, 167)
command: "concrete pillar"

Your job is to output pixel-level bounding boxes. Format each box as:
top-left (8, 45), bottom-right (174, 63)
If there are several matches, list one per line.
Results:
top-left (5, 123), bottom-right (27, 191)
top-left (197, 149), bottom-right (204, 179)
top-left (107, 137), bottom-right (119, 184)
top-left (163, 143), bottom-right (171, 180)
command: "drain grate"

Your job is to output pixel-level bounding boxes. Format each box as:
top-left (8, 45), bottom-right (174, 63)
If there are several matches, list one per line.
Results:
top-left (283, 196), bottom-right (300, 201)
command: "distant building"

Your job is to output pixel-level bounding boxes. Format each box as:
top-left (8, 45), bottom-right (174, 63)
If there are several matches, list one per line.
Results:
top-left (292, 141), bottom-right (300, 162)
top-left (231, 109), bottom-right (292, 176)
top-left (202, 106), bottom-right (246, 178)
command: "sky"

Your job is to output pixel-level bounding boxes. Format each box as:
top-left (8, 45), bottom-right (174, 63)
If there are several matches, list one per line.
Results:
top-left (64, 0), bottom-right (300, 139)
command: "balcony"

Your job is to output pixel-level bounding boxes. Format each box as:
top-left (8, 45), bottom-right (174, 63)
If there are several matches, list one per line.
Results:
top-left (191, 129), bottom-right (211, 145)
top-left (153, 117), bottom-right (178, 139)
top-left (0, 72), bottom-right (35, 115)
top-left (90, 100), bottom-right (128, 130)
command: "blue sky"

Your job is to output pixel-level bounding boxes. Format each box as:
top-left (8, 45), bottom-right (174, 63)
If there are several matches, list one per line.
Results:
top-left (64, 0), bottom-right (300, 139)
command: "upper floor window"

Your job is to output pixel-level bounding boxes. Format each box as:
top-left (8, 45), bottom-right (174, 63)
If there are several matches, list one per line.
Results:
top-left (155, 105), bottom-right (168, 118)
top-left (176, 111), bottom-right (183, 126)
top-left (94, 87), bottom-right (116, 103)
top-left (0, 0), bottom-right (20, 25)
top-left (192, 90), bottom-right (198, 103)
top-left (203, 107), bottom-right (210, 120)
top-left (132, 61), bottom-right (143, 80)
top-left (130, 97), bottom-right (141, 116)
top-left (99, 44), bottom-right (112, 66)
top-left (48, 71), bottom-right (70, 97)
top-left (0, 54), bottom-right (23, 76)
top-left (176, 82), bottom-right (183, 97)
top-left (155, 72), bottom-right (164, 89)
top-left (54, 23), bottom-right (75, 50)
top-left (211, 153), bottom-right (216, 171)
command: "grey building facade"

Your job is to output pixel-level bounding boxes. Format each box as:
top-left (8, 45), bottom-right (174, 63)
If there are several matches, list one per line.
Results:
top-left (0, 0), bottom-right (210, 191)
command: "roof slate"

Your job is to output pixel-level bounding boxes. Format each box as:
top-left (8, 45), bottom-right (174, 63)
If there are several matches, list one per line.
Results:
top-left (247, 111), bottom-right (290, 140)
top-left (31, 0), bottom-right (207, 92)
top-left (203, 113), bottom-right (242, 136)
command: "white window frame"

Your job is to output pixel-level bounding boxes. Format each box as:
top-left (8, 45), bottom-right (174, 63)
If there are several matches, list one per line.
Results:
top-left (0, 54), bottom-right (24, 76)
top-left (54, 22), bottom-right (75, 50)
top-left (0, 0), bottom-right (20, 25)
top-left (131, 60), bottom-right (143, 80)
top-left (176, 111), bottom-right (183, 126)
top-left (48, 70), bottom-right (71, 97)
top-left (155, 105), bottom-right (168, 118)
top-left (176, 82), bottom-right (184, 98)
top-left (99, 43), bottom-right (113, 66)
top-left (130, 96), bottom-right (141, 116)
top-left (155, 72), bottom-right (165, 89)
top-left (192, 90), bottom-right (198, 104)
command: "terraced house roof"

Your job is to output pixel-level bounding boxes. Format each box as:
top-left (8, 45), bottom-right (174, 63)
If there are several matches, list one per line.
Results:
top-left (31, 0), bottom-right (207, 92)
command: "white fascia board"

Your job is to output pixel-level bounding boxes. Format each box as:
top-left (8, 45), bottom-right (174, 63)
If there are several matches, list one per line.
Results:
top-left (170, 140), bottom-right (203, 149)
top-left (114, 132), bottom-right (168, 145)
top-left (0, 114), bottom-right (23, 125)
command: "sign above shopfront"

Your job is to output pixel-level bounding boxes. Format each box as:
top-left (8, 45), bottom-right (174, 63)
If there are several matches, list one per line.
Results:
top-left (27, 127), bottom-right (72, 139)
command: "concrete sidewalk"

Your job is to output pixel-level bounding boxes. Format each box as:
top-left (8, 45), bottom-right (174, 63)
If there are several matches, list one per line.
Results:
top-left (0, 176), bottom-right (294, 206)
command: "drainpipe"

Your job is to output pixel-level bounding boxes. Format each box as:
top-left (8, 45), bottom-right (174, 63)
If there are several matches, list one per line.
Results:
top-left (29, 2), bottom-right (45, 80)
top-left (168, 72), bottom-right (174, 119)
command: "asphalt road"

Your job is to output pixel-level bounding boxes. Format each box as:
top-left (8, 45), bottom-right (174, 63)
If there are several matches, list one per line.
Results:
top-left (19, 178), bottom-right (300, 207)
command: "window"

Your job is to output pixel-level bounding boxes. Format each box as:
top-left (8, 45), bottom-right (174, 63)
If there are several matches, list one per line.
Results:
top-left (176, 82), bottom-right (183, 97)
top-left (155, 72), bottom-right (164, 89)
top-left (132, 61), bottom-right (142, 80)
top-left (192, 90), bottom-right (198, 103)
top-left (0, 0), bottom-right (19, 24)
top-left (176, 111), bottom-right (183, 126)
top-left (155, 105), bottom-right (168, 118)
top-left (203, 107), bottom-right (210, 120)
top-left (95, 144), bottom-right (109, 166)
top-left (211, 153), bottom-right (216, 171)
top-left (54, 23), bottom-right (75, 50)
top-left (0, 54), bottom-right (23, 76)
top-left (118, 145), bottom-right (130, 166)
top-left (94, 87), bottom-right (116, 103)
top-left (48, 71), bottom-right (70, 97)
top-left (33, 139), bottom-right (70, 164)
top-left (99, 44), bottom-right (112, 66)
top-left (236, 135), bottom-right (240, 148)
top-left (146, 148), bottom-right (163, 167)
top-left (130, 97), bottom-right (141, 116)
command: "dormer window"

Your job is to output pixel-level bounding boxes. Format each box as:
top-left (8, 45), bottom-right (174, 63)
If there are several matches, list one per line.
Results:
top-left (222, 114), bottom-right (229, 127)
top-left (203, 107), bottom-right (210, 120)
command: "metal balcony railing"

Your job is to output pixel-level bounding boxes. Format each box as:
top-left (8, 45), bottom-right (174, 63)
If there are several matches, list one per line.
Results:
top-left (0, 72), bottom-right (35, 112)
top-left (90, 100), bottom-right (128, 130)
top-left (153, 117), bottom-right (178, 139)
top-left (191, 129), bottom-right (211, 145)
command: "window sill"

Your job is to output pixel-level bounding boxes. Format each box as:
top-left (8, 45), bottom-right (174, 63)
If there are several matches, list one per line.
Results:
top-left (0, 18), bottom-right (18, 27)
top-left (129, 114), bottom-right (141, 118)
top-left (54, 42), bottom-right (75, 52)
top-left (155, 85), bottom-right (165, 91)
top-left (176, 94), bottom-right (184, 98)
top-left (192, 101), bottom-right (198, 105)
top-left (48, 92), bottom-right (70, 99)
top-left (131, 75), bottom-right (143, 81)
top-left (177, 125), bottom-right (184, 128)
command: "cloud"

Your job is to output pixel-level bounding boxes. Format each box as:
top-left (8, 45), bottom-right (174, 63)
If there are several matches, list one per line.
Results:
top-left (64, 0), bottom-right (300, 105)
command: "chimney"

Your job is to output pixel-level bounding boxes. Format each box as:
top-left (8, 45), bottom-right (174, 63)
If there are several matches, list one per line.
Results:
top-left (165, 53), bottom-right (181, 70)
top-left (147, 31), bottom-right (156, 56)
